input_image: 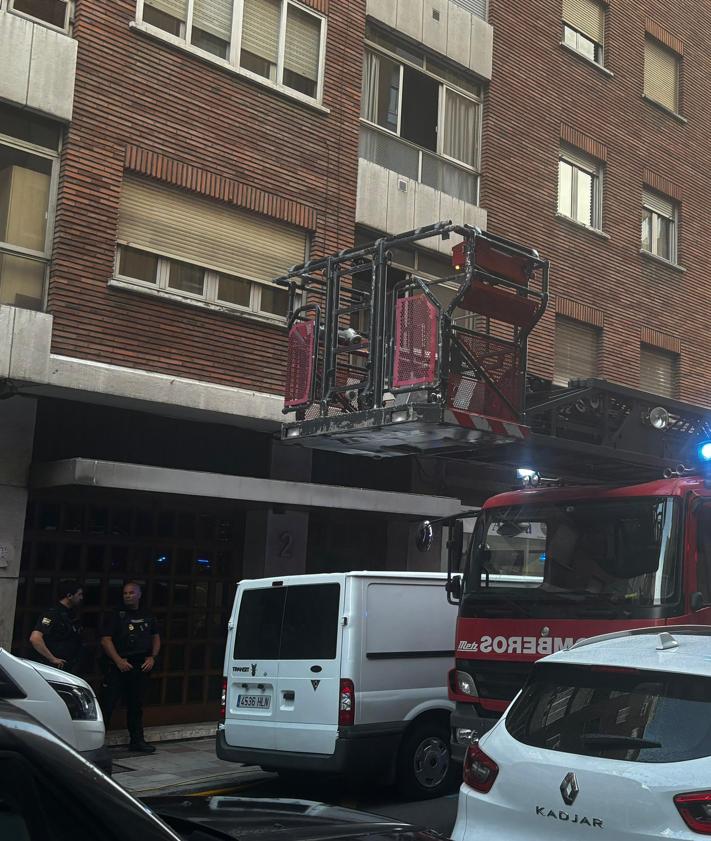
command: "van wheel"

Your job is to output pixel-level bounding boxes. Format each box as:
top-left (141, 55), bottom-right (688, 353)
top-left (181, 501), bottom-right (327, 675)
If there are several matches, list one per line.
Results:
top-left (396, 721), bottom-right (456, 800)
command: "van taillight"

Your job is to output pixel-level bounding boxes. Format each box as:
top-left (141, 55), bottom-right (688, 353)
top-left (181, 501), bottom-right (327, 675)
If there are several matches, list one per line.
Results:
top-left (463, 742), bottom-right (499, 793)
top-left (339, 679), bottom-right (355, 726)
top-left (220, 677), bottom-right (227, 722)
top-left (675, 791), bottom-right (711, 834)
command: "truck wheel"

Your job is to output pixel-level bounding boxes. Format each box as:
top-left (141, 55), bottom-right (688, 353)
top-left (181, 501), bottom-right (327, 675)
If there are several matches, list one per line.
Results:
top-left (396, 721), bottom-right (457, 800)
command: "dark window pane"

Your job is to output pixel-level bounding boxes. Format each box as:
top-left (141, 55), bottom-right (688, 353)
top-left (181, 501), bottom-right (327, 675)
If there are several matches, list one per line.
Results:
top-left (146, 678), bottom-right (162, 705)
top-left (190, 612), bottom-right (207, 638)
top-left (157, 511), bottom-right (175, 538)
top-left (32, 577), bottom-right (53, 605)
top-left (207, 674), bottom-right (222, 702)
top-left (233, 588), bottom-right (285, 659)
top-left (143, 1), bottom-right (185, 35)
top-left (401, 66), bottom-right (438, 152)
top-left (12, 0), bottom-right (67, 28)
top-left (38, 503), bottom-right (60, 531)
top-left (192, 27), bottom-right (229, 59)
top-left (85, 545), bottom-right (105, 573)
top-left (217, 274), bottom-right (251, 307)
top-left (135, 509), bottom-right (154, 537)
top-left (82, 579), bottom-right (101, 608)
top-left (87, 507), bottom-right (108, 534)
top-left (507, 663), bottom-right (711, 763)
top-left (259, 285), bottom-right (288, 316)
top-left (197, 514), bottom-right (215, 541)
top-left (187, 675), bottom-right (204, 702)
top-left (0, 104), bottom-right (61, 150)
top-left (210, 643), bottom-right (224, 670)
top-left (59, 544), bottom-right (81, 572)
top-left (168, 261), bottom-right (204, 296)
top-left (173, 583), bottom-right (190, 608)
top-left (152, 580), bottom-right (170, 608)
top-left (169, 614), bottom-right (188, 639)
top-left (168, 646), bottom-right (186, 672)
top-left (62, 505), bottom-right (84, 533)
top-left (35, 542), bottom-right (56, 571)
top-left (280, 584), bottom-right (340, 660)
top-left (164, 676), bottom-right (183, 704)
top-left (189, 645), bottom-right (206, 671)
top-left (110, 545), bottom-right (129, 573)
top-left (176, 513), bottom-right (195, 539)
top-left (107, 578), bottom-right (123, 607)
top-left (111, 509), bottom-right (132, 536)
top-left (193, 583), bottom-right (209, 608)
top-left (118, 247), bottom-right (157, 283)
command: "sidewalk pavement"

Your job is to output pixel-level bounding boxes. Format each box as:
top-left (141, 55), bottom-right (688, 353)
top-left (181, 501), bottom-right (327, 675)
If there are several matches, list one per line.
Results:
top-left (110, 733), bottom-right (273, 798)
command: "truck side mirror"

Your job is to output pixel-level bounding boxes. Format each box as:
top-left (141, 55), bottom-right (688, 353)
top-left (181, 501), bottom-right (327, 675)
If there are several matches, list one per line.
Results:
top-left (691, 591), bottom-right (704, 612)
top-left (446, 575), bottom-right (462, 604)
top-left (416, 520), bottom-right (434, 553)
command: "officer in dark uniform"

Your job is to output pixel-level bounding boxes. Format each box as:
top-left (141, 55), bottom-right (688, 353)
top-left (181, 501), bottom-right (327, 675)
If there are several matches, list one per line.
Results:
top-left (100, 580), bottom-right (160, 753)
top-left (29, 580), bottom-right (84, 674)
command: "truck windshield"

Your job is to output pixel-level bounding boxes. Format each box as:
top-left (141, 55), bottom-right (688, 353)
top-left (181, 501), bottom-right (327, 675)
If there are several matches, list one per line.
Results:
top-left (463, 497), bottom-right (680, 619)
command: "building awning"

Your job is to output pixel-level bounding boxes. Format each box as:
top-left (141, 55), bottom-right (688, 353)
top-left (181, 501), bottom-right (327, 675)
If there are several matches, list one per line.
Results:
top-left (30, 458), bottom-right (469, 518)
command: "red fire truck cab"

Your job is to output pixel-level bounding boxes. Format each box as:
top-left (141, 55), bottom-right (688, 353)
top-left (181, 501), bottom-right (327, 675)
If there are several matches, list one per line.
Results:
top-left (447, 471), bottom-right (711, 761)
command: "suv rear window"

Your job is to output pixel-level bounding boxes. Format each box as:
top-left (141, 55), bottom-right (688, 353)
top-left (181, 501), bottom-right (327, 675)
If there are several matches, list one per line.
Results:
top-left (506, 663), bottom-right (711, 763)
top-left (234, 584), bottom-right (340, 661)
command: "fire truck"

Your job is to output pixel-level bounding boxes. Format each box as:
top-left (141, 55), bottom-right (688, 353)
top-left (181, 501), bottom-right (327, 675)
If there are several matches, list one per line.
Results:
top-left (276, 222), bottom-right (711, 764)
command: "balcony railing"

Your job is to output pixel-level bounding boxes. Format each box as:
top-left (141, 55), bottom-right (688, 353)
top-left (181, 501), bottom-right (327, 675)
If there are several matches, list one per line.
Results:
top-left (359, 125), bottom-right (479, 205)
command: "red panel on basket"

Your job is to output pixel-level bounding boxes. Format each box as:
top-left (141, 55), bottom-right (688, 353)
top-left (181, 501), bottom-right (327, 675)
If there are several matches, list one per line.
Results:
top-left (284, 321), bottom-right (316, 408)
top-left (393, 295), bottom-right (438, 388)
top-left (459, 280), bottom-right (539, 328)
top-left (451, 239), bottom-right (534, 286)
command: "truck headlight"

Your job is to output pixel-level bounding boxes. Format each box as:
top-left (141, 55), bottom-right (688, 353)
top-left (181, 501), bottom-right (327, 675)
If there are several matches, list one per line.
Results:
top-left (49, 682), bottom-right (98, 721)
top-left (455, 670), bottom-right (478, 696)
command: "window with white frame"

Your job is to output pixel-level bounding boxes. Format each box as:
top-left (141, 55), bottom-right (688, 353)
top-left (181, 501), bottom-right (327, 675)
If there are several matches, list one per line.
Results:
top-left (644, 37), bottom-right (680, 113)
top-left (114, 177), bottom-right (307, 319)
top-left (641, 189), bottom-right (677, 262)
top-left (137, 0), bottom-right (325, 101)
top-left (562, 0), bottom-right (604, 64)
top-left (8, 0), bottom-right (71, 31)
top-left (557, 146), bottom-right (601, 228)
top-left (359, 26), bottom-right (482, 205)
top-left (0, 105), bottom-right (61, 311)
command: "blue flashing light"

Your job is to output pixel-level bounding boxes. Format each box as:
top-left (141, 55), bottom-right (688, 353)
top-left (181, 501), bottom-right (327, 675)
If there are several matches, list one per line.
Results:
top-left (699, 442), bottom-right (711, 463)
top-left (196, 558), bottom-right (211, 567)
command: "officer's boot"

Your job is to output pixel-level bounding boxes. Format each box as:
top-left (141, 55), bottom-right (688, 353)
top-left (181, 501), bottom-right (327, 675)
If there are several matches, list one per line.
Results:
top-left (129, 732), bottom-right (156, 753)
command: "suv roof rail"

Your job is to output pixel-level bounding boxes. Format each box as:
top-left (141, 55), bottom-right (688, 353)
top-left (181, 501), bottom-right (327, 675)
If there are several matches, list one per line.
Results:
top-left (568, 625), bottom-right (711, 651)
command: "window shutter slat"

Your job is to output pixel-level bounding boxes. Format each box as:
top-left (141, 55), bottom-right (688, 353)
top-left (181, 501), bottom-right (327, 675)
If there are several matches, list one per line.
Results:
top-left (644, 40), bottom-right (678, 111)
top-left (640, 345), bottom-right (677, 398)
top-left (560, 145), bottom-right (596, 172)
top-left (284, 4), bottom-right (321, 83)
top-left (562, 0), bottom-right (603, 43)
top-left (554, 317), bottom-right (599, 386)
top-left (240, 0), bottom-right (281, 64)
top-left (117, 177), bottom-right (306, 284)
top-left (192, 0), bottom-right (232, 40)
top-left (643, 189), bottom-right (674, 218)
top-left (145, 0), bottom-right (187, 21)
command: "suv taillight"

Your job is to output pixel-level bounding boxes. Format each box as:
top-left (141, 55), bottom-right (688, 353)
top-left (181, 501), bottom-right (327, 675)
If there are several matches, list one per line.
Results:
top-left (463, 742), bottom-right (499, 793)
top-left (675, 791), bottom-right (711, 834)
top-left (339, 679), bottom-right (355, 726)
top-left (220, 677), bottom-right (227, 722)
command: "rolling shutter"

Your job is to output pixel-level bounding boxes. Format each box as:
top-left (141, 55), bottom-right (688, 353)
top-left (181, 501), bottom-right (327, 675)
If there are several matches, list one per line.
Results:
top-left (554, 316), bottom-right (599, 386)
top-left (284, 4), bottom-right (321, 84)
top-left (562, 0), bottom-right (603, 43)
top-left (117, 177), bottom-right (306, 283)
top-left (192, 0), bottom-right (233, 40)
top-left (240, 0), bottom-right (281, 64)
top-left (145, 0), bottom-right (187, 20)
top-left (640, 345), bottom-right (677, 398)
top-left (644, 39), bottom-right (678, 111)
top-left (643, 189), bottom-right (674, 219)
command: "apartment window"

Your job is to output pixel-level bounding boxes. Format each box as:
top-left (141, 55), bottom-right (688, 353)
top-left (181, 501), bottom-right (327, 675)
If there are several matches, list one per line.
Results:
top-left (641, 189), bottom-right (677, 262)
top-left (558, 147), bottom-right (601, 228)
top-left (554, 316), bottom-right (600, 386)
top-left (114, 177), bottom-right (306, 320)
top-left (644, 38), bottom-right (679, 113)
top-left (9, 0), bottom-right (70, 31)
top-left (562, 0), bottom-right (604, 64)
top-left (360, 33), bottom-right (481, 204)
top-left (138, 0), bottom-right (325, 101)
top-left (640, 344), bottom-right (677, 398)
top-left (0, 106), bottom-right (60, 311)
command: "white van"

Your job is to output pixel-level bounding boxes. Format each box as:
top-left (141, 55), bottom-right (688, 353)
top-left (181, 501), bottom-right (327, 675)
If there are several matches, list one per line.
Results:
top-left (217, 571), bottom-right (458, 798)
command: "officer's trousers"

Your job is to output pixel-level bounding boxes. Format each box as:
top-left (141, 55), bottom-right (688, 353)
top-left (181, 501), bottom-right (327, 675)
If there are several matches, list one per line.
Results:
top-left (100, 661), bottom-right (148, 744)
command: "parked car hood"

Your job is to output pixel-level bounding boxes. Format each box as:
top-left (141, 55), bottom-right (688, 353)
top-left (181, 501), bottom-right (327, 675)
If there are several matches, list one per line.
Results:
top-left (148, 796), bottom-right (447, 841)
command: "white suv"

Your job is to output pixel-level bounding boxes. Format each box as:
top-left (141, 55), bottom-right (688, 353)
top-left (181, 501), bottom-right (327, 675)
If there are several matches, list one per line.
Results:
top-left (0, 648), bottom-right (110, 772)
top-left (452, 627), bottom-right (711, 841)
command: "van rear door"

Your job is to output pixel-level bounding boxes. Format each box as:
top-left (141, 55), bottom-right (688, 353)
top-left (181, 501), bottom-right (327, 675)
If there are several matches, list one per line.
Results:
top-left (224, 583), bottom-right (284, 751)
top-left (273, 578), bottom-right (344, 755)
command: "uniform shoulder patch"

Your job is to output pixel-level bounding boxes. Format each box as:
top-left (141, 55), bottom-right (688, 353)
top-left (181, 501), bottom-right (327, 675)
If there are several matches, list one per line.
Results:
top-left (41, 617), bottom-right (52, 626)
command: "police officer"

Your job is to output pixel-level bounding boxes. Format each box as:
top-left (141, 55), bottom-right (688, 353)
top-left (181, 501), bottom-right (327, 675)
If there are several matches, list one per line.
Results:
top-left (100, 580), bottom-right (160, 753)
top-left (29, 580), bottom-right (84, 674)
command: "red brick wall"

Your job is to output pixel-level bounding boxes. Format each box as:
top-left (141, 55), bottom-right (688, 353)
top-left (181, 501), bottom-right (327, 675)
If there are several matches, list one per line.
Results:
top-left (49, 0), bottom-right (365, 394)
top-left (482, 1), bottom-right (710, 405)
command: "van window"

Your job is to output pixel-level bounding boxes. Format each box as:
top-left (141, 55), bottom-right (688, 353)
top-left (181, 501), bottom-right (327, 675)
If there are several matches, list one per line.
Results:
top-left (506, 662), bottom-right (711, 763)
top-left (233, 588), bottom-right (285, 659)
top-left (281, 584), bottom-right (340, 660)
top-left (233, 583), bottom-right (340, 661)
